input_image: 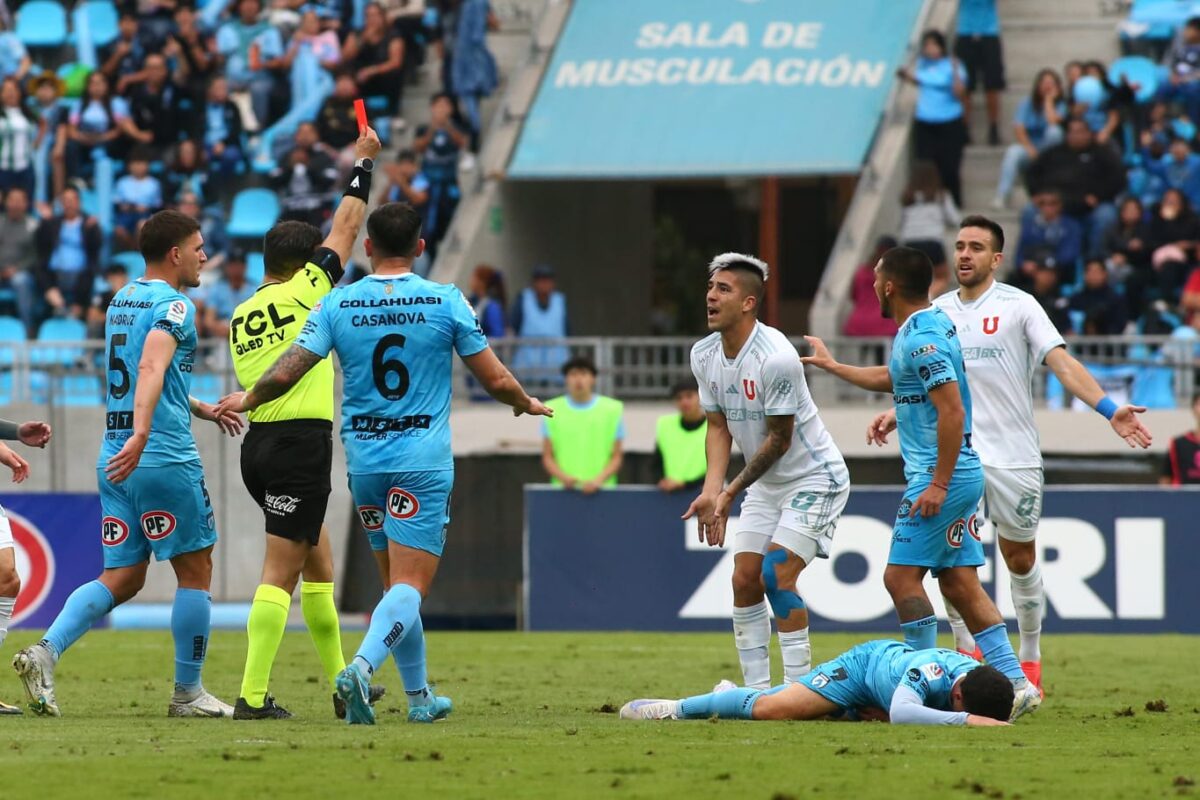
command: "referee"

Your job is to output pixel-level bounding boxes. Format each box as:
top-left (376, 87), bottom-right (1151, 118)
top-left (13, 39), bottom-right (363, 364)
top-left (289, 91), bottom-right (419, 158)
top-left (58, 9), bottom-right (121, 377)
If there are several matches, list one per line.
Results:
top-left (229, 126), bottom-right (381, 720)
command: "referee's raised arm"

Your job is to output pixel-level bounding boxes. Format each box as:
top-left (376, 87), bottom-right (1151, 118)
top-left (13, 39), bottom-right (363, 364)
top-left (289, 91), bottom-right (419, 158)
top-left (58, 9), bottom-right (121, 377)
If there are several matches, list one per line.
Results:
top-left (320, 127), bottom-right (383, 271)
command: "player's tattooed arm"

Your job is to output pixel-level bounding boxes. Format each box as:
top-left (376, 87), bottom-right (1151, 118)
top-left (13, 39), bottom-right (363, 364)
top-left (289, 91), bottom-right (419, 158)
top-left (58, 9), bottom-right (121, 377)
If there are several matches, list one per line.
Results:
top-left (724, 413), bottom-right (794, 498)
top-left (247, 345), bottom-right (323, 408)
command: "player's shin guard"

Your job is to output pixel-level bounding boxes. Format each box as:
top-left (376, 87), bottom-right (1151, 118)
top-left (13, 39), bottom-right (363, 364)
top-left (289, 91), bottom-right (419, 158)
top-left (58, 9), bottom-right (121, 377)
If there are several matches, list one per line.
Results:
top-left (240, 584), bottom-right (291, 706)
top-left (732, 601), bottom-right (771, 689)
top-left (353, 583), bottom-right (421, 676)
top-left (0, 594), bottom-right (13, 649)
top-left (900, 615), bottom-right (938, 651)
top-left (42, 580), bottom-right (115, 659)
top-left (389, 609), bottom-right (431, 706)
top-left (975, 622), bottom-right (1025, 685)
top-left (679, 687), bottom-right (762, 720)
top-left (942, 598), bottom-right (977, 654)
top-left (301, 581), bottom-right (345, 691)
top-left (1009, 564), bottom-right (1044, 663)
top-left (777, 629), bottom-right (811, 683)
top-left (171, 588), bottom-right (212, 692)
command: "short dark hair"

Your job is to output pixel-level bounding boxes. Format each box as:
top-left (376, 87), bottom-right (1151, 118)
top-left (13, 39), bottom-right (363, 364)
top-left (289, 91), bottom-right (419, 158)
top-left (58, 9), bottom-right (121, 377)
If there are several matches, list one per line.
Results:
top-left (712, 264), bottom-right (765, 307)
top-left (878, 246), bottom-right (933, 301)
top-left (561, 356), bottom-right (597, 377)
top-left (958, 666), bottom-right (1015, 722)
top-left (1187, 15), bottom-right (1200, 30)
top-left (263, 220), bottom-right (322, 278)
top-left (366, 202), bottom-right (423, 259)
top-left (921, 29), bottom-right (947, 55)
top-left (139, 209), bottom-right (200, 262)
top-left (671, 376), bottom-right (699, 398)
top-left (959, 214), bottom-right (1005, 253)
top-left (1066, 115), bottom-right (1091, 131)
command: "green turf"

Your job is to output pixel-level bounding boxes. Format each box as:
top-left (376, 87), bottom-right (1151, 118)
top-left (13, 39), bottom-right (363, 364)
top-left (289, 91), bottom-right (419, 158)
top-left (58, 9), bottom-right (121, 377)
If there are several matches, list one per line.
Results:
top-left (0, 631), bottom-right (1196, 799)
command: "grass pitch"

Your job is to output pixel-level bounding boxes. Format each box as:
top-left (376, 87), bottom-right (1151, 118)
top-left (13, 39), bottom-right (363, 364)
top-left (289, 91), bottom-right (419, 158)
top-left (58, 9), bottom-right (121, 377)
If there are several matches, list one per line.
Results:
top-left (0, 630), bottom-right (1196, 799)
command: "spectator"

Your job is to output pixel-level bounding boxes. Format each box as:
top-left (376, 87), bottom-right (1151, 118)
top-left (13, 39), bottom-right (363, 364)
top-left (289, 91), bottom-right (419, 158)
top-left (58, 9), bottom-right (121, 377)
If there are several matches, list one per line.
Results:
top-left (653, 377), bottom-right (707, 493)
top-left (413, 92), bottom-right (466, 259)
top-left (954, 0), bottom-right (1005, 145)
top-left (30, 74), bottom-right (66, 201)
top-left (113, 149), bottom-right (164, 250)
top-left (1160, 392), bottom-right (1200, 485)
top-left (166, 5), bottom-right (216, 105)
top-left (1069, 259), bottom-right (1127, 334)
top-left (512, 264), bottom-right (569, 385)
top-left (384, 148), bottom-right (430, 217)
top-left (450, 0), bottom-right (498, 156)
top-left (316, 72), bottom-right (360, 168)
top-left (1029, 263), bottom-right (1072, 333)
top-left (216, 0), bottom-right (287, 130)
top-left (126, 53), bottom-right (185, 161)
top-left (203, 76), bottom-right (245, 188)
top-left (35, 187), bottom-right (102, 322)
top-left (1165, 17), bottom-right (1200, 129)
top-left (1013, 190), bottom-right (1083, 289)
top-left (467, 264), bottom-right (506, 337)
top-left (993, 69), bottom-right (1066, 208)
top-left (1076, 60), bottom-right (1121, 147)
top-left (898, 160), bottom-right (958, 298)
top-left (269, 142), bottom-right (336, 228)
top-left (843, 235), bottom-right (901, 337)
top-left (0, 17), bottom-right (30, 83)
top-left (165, 140), bottom-right (209, 204)
top-left (1105, 197), bottom-right (1153, 314)
top-left (1025, 116), bottom-right (1126, 256)
top-left (1150, 137), bottom-right (1200, 209)
top-left (102, 12), bottom-right (151, 89)
top-left (0, 187), bottom-right (37, 333)
top-left (341, 3), bottom-right (406, 119)
top-left (201, 250), bottom-right (255, 338)
top-left (0, 77), bottom-right (37, 197)
top-left (541, 356), bottom-right (624, 493)
top-left (283, 10), bottom-right (342, 72)
top-left (86, 264), bottom-right (129, 338)
top-left (1145, 188), bottom-right (1200, 297)
top-left (176, 191), bottom-right (229, 271)
top-left (897, 30), bottom-right (967, 205)
top-left (62, 71), bottom-right (139, 180)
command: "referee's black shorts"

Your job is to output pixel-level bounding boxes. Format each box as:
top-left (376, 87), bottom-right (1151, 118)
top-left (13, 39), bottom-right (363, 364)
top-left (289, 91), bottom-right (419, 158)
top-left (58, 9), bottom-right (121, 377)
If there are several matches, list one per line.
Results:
top-left (954, 35), bottom-right (1005, 92)
top-left (240, 419), bottom-right (333, 545)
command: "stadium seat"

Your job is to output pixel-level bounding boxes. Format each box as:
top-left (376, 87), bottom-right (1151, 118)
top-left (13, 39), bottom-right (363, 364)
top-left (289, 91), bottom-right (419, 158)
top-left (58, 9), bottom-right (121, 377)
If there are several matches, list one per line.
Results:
top-left (112, 250), bottom-right (147, 280)
top-left (72, 1), bottom-right (119, 49)
top-left (0, 316), bottom-right (27, 367)
top-left (227, 188), bottom-right (280, 239)
top-left (16, 0), bottom-right (69, 47)
top-left (32, 317), bottom-right (87, 367)
top-left (247, 252), bottom-right (265, 284)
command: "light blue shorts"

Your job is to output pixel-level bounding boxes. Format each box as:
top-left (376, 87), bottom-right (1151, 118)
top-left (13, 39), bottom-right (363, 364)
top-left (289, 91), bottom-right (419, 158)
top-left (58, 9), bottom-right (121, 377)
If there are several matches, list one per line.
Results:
top-left (351, 470), bottom-right (453, 556)
top-left (97, 461), bottom-right (218, 569)
top-left (888, 471), bottom-right (985, 576)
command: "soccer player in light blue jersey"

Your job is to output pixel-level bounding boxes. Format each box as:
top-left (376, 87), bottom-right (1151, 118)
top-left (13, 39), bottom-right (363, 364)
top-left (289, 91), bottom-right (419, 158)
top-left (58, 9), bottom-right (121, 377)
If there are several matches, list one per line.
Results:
top-left (13, 211), bottom-right (243, 718)
top-left (216, 202), bottom-right (552, 724)
top-left (803, 246), bottom-right (1040, 721)
top-left (620, 638), bottom-right (1013, 726)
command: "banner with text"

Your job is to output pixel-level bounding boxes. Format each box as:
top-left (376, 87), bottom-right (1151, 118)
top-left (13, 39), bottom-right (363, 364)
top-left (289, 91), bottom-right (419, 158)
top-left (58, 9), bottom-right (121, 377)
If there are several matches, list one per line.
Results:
top-left (509, 0), bottom-right (924, 178)
top-left (1, 494), bottom-right (103, 630)
top-left (524, 487), bottom-right (1198, 633)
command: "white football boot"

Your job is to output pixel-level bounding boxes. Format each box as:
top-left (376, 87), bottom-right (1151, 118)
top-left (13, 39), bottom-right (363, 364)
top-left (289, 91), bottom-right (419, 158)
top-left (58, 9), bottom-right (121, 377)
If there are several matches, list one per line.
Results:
top-left (619, 699), bottom-right (680, 720)
top-left (12, 643), bottom-right (59, 717)
top-left (168, 689), bottom-right (235, 718)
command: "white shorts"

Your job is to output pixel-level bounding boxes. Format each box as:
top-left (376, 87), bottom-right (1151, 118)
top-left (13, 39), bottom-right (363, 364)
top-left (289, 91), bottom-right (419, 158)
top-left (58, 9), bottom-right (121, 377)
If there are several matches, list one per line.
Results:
top-left (982, 466), bottom-right (1043, 543)
top-left (732, 481), bottom-right (849, 562)
top-left (0, 505), bottom-right (11, 549)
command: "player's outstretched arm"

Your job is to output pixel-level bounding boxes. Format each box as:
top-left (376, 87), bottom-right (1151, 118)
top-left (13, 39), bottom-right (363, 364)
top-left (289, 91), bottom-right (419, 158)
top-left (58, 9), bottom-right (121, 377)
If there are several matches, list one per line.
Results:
top-left (683, 411), bottom-right (732, 546)
top-left (1043, 347), bottom-right (1152, 448)
top-left (216, 344), bottom-right (324, 415)
top-left (319, 126), bottom-right (383, 268)
top-left (461, 347), bottom-right (552, 417)
top-left (106, 329), bottom-right (176, 483)
top-left (0, 418), bottom-right (52, 448)
top-left (801, 336), bottom-right (892, 393)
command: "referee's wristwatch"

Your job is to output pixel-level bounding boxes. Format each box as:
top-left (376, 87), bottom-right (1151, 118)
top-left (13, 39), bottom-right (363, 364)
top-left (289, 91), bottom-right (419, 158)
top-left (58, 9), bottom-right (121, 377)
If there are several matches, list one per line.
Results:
top-left (355, 157), bottom-right (375, 173)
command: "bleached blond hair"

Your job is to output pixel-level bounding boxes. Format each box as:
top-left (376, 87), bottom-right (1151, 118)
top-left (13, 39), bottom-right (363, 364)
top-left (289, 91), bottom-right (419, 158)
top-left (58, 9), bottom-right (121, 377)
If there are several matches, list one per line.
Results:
top-left (707, 252), bottom-right (769, 282)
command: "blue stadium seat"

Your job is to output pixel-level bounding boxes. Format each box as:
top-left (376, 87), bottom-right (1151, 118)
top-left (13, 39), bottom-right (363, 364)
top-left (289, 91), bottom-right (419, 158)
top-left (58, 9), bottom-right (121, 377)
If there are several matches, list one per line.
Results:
top-left (226, 188), bottom-right (280, 239)
top-left (16, 0), bottom-right (69, 47)
top-left (247, 252), bottom-right (265, 284)
top-left (0, 316), bottom-right (27, 367)
top-left (32, 317), bottom-right (87, 367)
top-left (188, 374), bottom-right (223, 403)
top-left (112, 250), bottom-right (146, 280)
top-left (71, 0), bottom-right (119, 49)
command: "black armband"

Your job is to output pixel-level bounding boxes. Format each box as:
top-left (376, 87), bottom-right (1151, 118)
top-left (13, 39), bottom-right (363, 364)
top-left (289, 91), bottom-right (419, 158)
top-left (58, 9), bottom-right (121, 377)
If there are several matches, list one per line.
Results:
top-left (344, 165), bottom-right (372, 203)
top-left (310, 246), bottom-right (345, 285)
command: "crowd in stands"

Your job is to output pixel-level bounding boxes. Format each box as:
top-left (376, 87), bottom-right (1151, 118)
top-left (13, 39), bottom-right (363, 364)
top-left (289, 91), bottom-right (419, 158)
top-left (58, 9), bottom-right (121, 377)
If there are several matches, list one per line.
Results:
top-left (0, 0), bottom-right (500, 341)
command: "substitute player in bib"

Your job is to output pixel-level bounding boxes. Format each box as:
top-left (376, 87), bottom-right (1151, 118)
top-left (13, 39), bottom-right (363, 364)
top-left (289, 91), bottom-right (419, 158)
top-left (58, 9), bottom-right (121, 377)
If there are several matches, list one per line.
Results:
top-left (685, 253), bottom-right (849, 689)
top-left (229, 127), bottom-right (383, 720)
top-left (13, 211), bottom-right (243, 717)
top-left (866, 216), bottom-right (1152, 689)
top-left (803, 247), bottom-right (1040, 720)
top-left (0, 417), bottom-right (52, 715)
top-left (215, 202), bottom-right (552, 724)
top-left (621, 639), bottom-right (1013, 726)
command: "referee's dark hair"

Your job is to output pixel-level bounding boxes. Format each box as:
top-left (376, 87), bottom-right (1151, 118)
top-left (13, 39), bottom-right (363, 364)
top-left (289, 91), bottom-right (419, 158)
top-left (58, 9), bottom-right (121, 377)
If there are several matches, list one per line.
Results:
top-left (958, 665), bottom-right (1015, 722)
top-left (959, 214), bottom-right (1006, 253)
top-left (263, 220), bottom-right (323, 278)
top-left (366, 202), bottom-right (423, 260)
top-left (140, 210), bottom-right (200, 263)
top-left (879, 246), bottom-right (934, 302)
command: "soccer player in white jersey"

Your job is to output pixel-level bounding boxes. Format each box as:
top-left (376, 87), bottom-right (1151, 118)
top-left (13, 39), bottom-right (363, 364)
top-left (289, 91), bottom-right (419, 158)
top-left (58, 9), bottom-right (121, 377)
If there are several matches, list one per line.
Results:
top-left (685, 253), bottom-right (850, 689)
top-left (867, 216), bottom-right (1152, 689)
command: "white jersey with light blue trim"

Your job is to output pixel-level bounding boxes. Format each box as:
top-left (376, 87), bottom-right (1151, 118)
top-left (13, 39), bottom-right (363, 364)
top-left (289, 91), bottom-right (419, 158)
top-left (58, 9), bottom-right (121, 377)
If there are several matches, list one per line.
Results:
top-left (933, 282), bottom-right (1065, 468)
top-left (691, 322), bottom-right (847, 489)
top-left (294, 273), bottom-right (488, 475)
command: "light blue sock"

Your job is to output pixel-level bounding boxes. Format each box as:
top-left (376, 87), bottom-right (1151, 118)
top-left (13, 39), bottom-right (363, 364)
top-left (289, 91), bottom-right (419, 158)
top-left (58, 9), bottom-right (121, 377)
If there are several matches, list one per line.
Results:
top-left (901, 615), bottom-right (938, 650)
top-left (679, 687), bottom-right (762, 720)
top-left (975, 622), bottom-right (1025, 684)
top-left (171, 588), bottom-right (211, 691)
top-left (41, 580), bottom-right (115, 659)
top-left (355, 583), bottom-right (421, 674)
top-left (390, 611), bottom-right (431, 706)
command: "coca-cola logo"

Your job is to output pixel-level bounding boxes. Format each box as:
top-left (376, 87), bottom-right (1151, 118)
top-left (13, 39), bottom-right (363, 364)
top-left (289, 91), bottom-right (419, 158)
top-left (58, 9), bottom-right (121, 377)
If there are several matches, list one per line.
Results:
top-left (264, 493), bottom-right (301, 515)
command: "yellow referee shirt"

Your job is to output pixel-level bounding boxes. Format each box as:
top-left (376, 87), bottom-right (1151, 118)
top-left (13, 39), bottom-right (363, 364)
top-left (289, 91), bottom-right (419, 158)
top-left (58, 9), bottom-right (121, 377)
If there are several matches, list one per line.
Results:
top-left (229, 249), bottom-right (340, 422)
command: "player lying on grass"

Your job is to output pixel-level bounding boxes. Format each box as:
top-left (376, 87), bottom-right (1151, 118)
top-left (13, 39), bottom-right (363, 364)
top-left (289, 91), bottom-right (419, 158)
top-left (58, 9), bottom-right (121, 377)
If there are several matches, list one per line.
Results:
top-left (621, 639), bottom-right (1013, 726)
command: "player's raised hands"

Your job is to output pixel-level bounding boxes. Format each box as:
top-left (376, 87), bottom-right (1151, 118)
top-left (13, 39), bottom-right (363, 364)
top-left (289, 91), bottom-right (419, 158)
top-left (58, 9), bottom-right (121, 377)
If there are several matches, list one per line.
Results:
top-left (17, 421), bottom-right (51, 448)
top-left (355, 126), bottom-right (382, 161)
top-left (193, 399), bottom-right (245, 436)
top-left (1110, 404), bottom-right (1152, 449)
top-left (799, 336), bottom-right (837, 372)
top-left (0, 443), bottom-right (31, 483)
top-left (867, 409), bottom-right (897, 446)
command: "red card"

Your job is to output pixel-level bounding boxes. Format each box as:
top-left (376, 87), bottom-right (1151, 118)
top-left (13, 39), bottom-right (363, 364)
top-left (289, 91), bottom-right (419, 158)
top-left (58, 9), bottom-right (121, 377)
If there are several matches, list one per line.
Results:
top-left (354, 99), bottom-right (368, 133)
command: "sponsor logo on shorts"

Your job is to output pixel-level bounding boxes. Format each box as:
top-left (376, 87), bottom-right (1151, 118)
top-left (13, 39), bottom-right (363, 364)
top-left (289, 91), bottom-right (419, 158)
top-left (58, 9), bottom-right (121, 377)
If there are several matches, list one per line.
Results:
top-left (967, 513), bottom-right (982, 541)
top-left (387, 488), bottom-right (420, 520)
top-left (897, 498), bottom-right (913, 517)
top-left (264, 493), bottom-right (301, 515)
top-left (358, 505), bottom-right (385, 530)
top-left (946, 518), bottom-right (966, 548)
top-left (101, 516), bottom-right (129, 546)
top-left (141, 511), bottom-right (177, 540)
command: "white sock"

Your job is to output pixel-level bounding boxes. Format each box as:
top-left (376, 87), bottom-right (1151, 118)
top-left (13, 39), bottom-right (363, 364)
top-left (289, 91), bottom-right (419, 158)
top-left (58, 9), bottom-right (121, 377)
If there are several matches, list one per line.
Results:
top-left (0, 594), bottom-right (13, 649)
top-left (778, 628), bottom-right (811, 683)
top-left (1010, 564), bottom-right (1044, 663)
top-left (732, 601), bottom-right (771, 689)
top-left (943, 598), bottom-right (976, 653)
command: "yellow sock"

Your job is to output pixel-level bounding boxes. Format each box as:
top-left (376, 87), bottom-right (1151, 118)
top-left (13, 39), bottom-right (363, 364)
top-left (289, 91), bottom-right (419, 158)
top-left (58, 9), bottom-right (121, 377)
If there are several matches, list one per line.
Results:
top-left (301, 581), bottom-right (345, 691)
top-left (240, 583), bottom-right (291, 707)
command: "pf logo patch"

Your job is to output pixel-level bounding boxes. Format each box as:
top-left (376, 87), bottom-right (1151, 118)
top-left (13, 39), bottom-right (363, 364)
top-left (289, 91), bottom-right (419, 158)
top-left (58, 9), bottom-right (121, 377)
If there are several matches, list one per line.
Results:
top-left (141, 511), bottom-right (177, 540)
top-left (358, 505), bottom-right (385, 531)
top-left (387, 488), bottom-right (420, 520)
top-left (967, 513), bottom-right (982, 541)
top-left (946, 518), bottom-right (966, 548)
top-left (101, 516), bottom-right (129, 547)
